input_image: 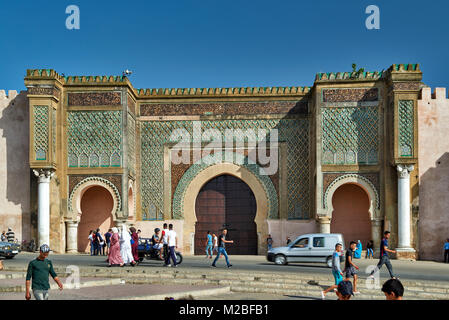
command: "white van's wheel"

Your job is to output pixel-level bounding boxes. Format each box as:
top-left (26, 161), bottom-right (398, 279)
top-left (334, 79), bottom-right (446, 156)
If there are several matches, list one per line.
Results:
top-left (326, 256), bottom-right (333, 268)
top-left (274, 254), bottom-right (287, 265)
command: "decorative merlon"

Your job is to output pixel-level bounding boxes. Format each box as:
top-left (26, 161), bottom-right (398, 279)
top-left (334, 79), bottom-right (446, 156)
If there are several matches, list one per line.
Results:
top-left (419, 87), bottom-right (448, 101)
top-left (0, 90), bottom-right (18, 100)
top-left (315, 70), bottom-right (385, 81)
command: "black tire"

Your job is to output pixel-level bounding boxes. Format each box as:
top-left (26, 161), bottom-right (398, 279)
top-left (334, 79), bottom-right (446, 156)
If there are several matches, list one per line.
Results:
top-left (4, 256), bottom-right (14, 259)
top-left (274, 254), bottom-right (287, 265)
top-left (176, 252), bottom-right (183, 265)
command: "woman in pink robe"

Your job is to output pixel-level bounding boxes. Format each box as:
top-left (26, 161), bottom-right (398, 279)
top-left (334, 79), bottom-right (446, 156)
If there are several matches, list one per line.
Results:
top-left (108, 227), bottom-right (124, 267)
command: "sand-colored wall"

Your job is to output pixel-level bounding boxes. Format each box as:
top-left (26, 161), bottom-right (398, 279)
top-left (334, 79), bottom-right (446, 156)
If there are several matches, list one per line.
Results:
top-left (267, 219), bottom-right (317, 248)
top-left (418, 87), bottom-right (449, 261)
top-left (0, 90), bottom-right (31, 242)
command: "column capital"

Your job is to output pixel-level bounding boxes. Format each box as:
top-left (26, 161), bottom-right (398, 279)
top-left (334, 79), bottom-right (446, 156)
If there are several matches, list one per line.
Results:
top-left (396, 164), bottom-right (414, 179)
top-left (316, 215), bottom-right (331, 224)
top-left (33, 168), bottom-right (55, 180)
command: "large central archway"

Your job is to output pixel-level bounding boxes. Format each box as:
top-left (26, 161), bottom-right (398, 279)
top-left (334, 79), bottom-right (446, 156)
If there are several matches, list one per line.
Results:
top-left (194, 174), bottom-right (257, 255)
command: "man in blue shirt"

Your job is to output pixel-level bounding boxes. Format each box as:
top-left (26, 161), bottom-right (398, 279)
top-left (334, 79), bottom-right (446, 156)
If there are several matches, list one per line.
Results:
top-left (205, 231), bottom-right (213, 259)
top-left (369, 231), bottom-right (397, 279)
top-left (444, 239), bottom-right (449, 263)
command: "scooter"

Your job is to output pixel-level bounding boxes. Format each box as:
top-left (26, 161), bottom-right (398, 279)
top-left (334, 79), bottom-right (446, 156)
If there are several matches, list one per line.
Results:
top-left (137, 238), bottom-right (183, 265)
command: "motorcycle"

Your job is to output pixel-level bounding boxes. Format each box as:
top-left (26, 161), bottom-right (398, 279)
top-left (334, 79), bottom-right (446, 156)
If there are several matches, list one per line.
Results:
top-left (137, 238), bottom-right (183, 265)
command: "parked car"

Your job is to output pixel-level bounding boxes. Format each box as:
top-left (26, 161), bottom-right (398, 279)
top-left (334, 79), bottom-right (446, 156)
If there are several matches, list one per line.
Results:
top-left (0, 241), bottom-right (21, 259)
top-left (266, 233), bottom-right (345, 267)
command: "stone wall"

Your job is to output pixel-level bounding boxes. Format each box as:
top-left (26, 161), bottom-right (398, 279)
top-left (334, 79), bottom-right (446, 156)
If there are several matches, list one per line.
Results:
top-left (418, 87), bottom-right (449, 261)
top-left (0, 90), bottom-right (31, 242)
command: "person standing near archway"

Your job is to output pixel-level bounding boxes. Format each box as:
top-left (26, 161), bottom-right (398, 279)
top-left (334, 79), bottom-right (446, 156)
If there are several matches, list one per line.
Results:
top-left (119, 225), bottom-right (136, 267)
top-left (130, 227), bottom-right (139, 263)
top-left (107, 228), bottom-right (124, 267)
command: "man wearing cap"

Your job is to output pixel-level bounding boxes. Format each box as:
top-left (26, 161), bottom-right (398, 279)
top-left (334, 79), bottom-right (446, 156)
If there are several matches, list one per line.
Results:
top-left (25, 244), bottom-right (63, 300)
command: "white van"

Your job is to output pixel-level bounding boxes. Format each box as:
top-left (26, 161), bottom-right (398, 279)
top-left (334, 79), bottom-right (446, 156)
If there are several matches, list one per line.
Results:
top-left (266, 233), bottom-right (345, 267)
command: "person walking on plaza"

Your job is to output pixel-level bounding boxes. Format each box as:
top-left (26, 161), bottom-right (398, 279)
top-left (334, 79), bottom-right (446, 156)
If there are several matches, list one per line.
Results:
top-left (382, 278), bottom-right (404, 300)
top-left (366, 240), bottom-right (374, 259)
top-left (6, 228), bottom-right (15, 243)
top-left (211, 229), bottom-right (234, 268)
top-left (212, 233), bottom-right (218, 254)
top-left (267, 234), bottom-right (273, 251)
top-left (25, 244), bottom-right (63, 300)
top-left (205, 231), bottom-right (213, 259)
top-left (344, 241), bottom-right (360, 294)
top-left (321, 243), bottom-right (344, 299)
top-left (1, 231), bottom-right (6, 242)
top-left (119, 225), bottom-right (136, 266)
top-left (107, 227), bottom-right (124, 267)
top-left (88, 230), bottom-right (94, 255)
top-left (130, 227), bottom-right (140, 263)
top-left (162, 223), bottom-right (170, 266)
top-left (444, 239), bottom-right (449, 263)
top-left (104, 229), bottom-right (112, 256)
top-left (369, 231), bottom-right (397, 279)
top-left (166, 224), bottom-right (178, 267)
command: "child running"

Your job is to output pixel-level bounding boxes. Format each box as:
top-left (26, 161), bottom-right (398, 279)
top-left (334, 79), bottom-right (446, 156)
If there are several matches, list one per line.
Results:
top-left (321, 243), bottom-right (344, 299)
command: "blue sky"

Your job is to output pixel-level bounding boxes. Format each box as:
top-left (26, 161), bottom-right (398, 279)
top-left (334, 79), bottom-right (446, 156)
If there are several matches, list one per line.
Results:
top-left (1, 0), bottom-right (448, 91)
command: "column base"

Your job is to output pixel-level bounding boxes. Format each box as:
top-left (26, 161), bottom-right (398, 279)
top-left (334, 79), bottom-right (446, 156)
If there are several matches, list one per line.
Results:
top-left (395, 248), bottom-right (417, 260)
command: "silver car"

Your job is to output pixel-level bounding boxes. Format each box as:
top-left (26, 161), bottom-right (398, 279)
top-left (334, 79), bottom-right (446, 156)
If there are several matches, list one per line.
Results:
top-left (267, 233), bottom-right (345, 267)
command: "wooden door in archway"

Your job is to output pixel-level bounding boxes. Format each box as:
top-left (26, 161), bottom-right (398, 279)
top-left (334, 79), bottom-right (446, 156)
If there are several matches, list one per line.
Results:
top-left (194, 175), bottom-right (258, 255)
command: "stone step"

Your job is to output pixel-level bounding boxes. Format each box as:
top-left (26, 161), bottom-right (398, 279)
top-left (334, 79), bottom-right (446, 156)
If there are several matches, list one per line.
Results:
top-left (0, 277), bottom-right (122, 293)
top-left (121, 276), bottom-right (449, 299)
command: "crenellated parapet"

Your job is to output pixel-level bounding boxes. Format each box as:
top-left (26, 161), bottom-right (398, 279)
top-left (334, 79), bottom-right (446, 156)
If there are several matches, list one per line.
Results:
top-left (0, 90), bottom-right (19, 101)
top-left (315, 70), bottom-right (384, 82)
top-left (136, 86), bottom-right (311, 98)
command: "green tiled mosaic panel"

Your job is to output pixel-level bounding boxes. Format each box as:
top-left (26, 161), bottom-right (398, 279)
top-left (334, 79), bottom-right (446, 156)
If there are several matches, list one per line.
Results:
top-left (34, 106), bottom-right (49, 161)
top-left (321, 106), bottom-right (379, 165)
top-left (398, 100), bottom-right (414, 157)
top-left (67, 111), bottom-right (122, 168)
top-left (127, 114), bottom-right (136, 175)
top-left (140, 119), bottom-right (309, 221)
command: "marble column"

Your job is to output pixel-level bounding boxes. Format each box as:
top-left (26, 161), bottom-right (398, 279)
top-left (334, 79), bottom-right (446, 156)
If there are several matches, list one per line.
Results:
top-left (317, 216), bottom-right (331, 233)
top-left (33, 169), bottom-right (55, 248)
top-left (396, 165), bottom-right (416, 256)
top-left (66, 221), bottom-right (79, 253)
top-left (371, 219), bottom-right (383, 257)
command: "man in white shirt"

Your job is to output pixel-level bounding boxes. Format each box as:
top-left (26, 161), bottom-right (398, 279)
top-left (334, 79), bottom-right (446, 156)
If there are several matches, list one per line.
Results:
top-left (162, 223), bottom-right (170, 266)
top-left (166, 224), bottom-right (178, 267)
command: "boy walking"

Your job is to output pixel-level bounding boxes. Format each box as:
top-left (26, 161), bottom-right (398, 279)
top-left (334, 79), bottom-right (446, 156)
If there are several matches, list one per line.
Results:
top-left (369, 231), bottom-right (397, 279)
top-left (211, 229), bottom-right (234, 268)
top-left (205, 231), bottom-right (213, 259)
top-left (321, 243), bottom-right (344, 299)
top-left (25, 244), bottom-right (63, 300)
top-left (344, 241), bottom-right (360, 294)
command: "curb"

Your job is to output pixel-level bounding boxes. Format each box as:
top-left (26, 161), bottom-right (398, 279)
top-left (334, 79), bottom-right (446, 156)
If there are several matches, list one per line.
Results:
top-left (119, 286), bottom-right (231, 300)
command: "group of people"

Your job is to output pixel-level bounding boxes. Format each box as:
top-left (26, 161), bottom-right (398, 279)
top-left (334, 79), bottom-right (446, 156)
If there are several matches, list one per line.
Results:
top-left (331, 277), bottom-right (404, 300)
top-left (322, 230), bottom-right (398, 299)
top-left (88, 225), bottom-right (140, 267)
top-left (205, 229), bottom-right (234, 268)
top-left (1, 228), bottom-right (16, 243)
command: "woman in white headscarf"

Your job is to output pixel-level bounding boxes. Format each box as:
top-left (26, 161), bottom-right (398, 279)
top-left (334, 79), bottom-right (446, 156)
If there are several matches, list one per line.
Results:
top-left (107, 227), bottom-right (124, 267)
top-left (119, 225), bottom-right (136, 266)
